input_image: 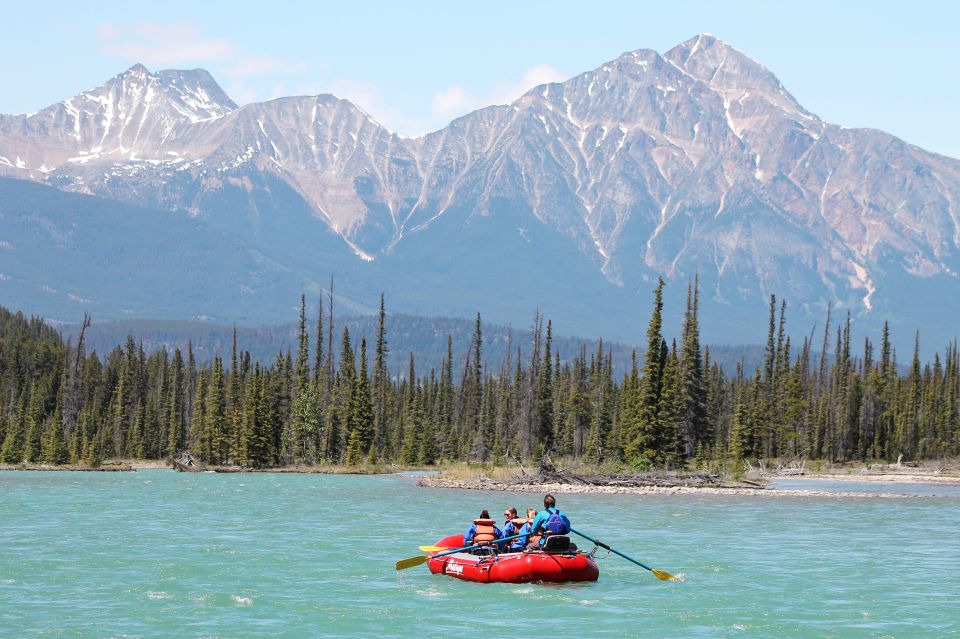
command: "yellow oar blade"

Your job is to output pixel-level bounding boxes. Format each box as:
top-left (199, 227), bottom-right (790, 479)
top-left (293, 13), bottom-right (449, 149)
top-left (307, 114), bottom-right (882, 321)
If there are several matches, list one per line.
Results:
top-left (652, 568), bottom-right (679, 582)
top-left (395, 555), bottom-right (429, 571)
top-left (419, 545), bottom-right (446, 552)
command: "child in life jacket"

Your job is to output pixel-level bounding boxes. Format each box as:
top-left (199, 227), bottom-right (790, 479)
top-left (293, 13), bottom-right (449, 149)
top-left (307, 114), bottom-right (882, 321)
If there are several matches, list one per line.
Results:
top-left (464, 509), bottom-right (503, 548)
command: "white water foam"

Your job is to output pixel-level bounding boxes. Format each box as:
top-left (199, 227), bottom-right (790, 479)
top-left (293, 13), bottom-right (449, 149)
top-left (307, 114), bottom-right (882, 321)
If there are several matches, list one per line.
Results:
top-left (231, 595), bottom-right (253, 606)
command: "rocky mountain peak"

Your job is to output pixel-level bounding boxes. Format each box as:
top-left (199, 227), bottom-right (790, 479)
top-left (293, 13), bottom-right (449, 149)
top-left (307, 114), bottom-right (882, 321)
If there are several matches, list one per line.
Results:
top-left (2, 36), bottom-right (959, 349)
top-left (124, 62), bottom-right (150, 77)
top-left (665, 34), bottom-right (815, 121)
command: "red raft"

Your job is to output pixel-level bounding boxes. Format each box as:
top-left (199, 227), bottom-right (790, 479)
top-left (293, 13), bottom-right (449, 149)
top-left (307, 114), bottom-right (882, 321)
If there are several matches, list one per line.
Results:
top-left (426, 535), bottom-right (599, 584)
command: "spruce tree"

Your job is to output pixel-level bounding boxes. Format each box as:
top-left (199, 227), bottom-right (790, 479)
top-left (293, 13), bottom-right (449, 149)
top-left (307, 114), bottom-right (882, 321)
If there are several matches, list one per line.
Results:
top-left (346, 338), bottom-right (374, 465)
top-left (535, 320), bottom-right (555, 451)
top-left (657, 343), bottom-right (685, 467)
top-left (1, 393), bottom-right (26, 464)
top-left (24, 382), bottom-right (45, 463)
top-left (400, 353), bottom-right (419, 464)
top-left (236, 374), bottom-right (257, 467)
top-left (295, 294), bottom-right (310, 393)
top-left (626, 277), bottom-right (666, 462)
top-left (373, 293), bottom-right (390, 456)
top-left (680, 277), bottom-right (707, 460)
top-left (189, 368), bottom-right (207, 458)
top-left (166, 349), bottom-right (184, 458)
top-left (417, 383), bottom-right (436, 465)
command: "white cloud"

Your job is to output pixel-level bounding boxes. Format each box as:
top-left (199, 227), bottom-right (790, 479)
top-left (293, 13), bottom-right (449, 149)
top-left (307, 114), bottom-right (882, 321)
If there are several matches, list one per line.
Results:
top-left (430, 64), bottom-right (567, 122)
top-left (328, 79), bottom-right (382, 112)
top-left (98, 22), bottom-right (233, 67)
top-left (430, 85), bottom-right (478, 121)
top-left (226, 55), bottom-right (320, 78)
top-left (492, 64), bottom-right (569, 104)
top-left (96, 24), bottom-right (568, 138)
top-left (98, 22), bottom-right (318, 79)
top-left (223, 81), bottom-right (259, 106)
top-left (326, 79), bottom-right (432, 136)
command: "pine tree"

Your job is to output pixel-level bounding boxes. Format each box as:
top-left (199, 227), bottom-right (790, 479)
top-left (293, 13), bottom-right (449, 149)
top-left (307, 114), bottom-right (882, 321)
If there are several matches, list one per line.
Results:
top-left (189, 368), bottom-right (207, 458)
top-left (258, 369), bottom-right (281, 466)
top-left (657, 343), bottom-right (685, 467)
top-left (324, 327), bottom-right (355, 463)
top-left (417, 382), bottom-right (437, 465)
top-left (313, 296), bottom-right (324, 385)
top-left (626, 277), bottom-right (666, 462)
top-left (166, 349), bottom-right (184, 458)
top-left (236, 373), bottom-right (257, 467)
top-left (373, 293), bottom-right (391, 457)
top-left (437, 336), bottom-right (455, 460)
top-left (679, 277), bottom-right (707, 460)
top-left (400, 353), bottom-right (420, 464)
top-left (295, 294), bottom-right (310, 393)
top-left (3, 391), bottom-right (28, 463)
top-left (288, 381), bottom-right (319, 464)
top-left (41, 406), bottom-right (67, 466)
top-left (534, 320), bottom-right (555, 451)
top-left (346, 338), bottom-right (374, 465)
top-left (24, 382), bottom-right (45, 463)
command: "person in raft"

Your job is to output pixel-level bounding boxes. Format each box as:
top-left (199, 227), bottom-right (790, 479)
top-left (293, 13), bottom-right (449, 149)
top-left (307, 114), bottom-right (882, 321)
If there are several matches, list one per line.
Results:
top-left (517, 507), bottom-right (538, 550)
top-left (502, 507), bottom-right (521, 537)
top-left (464, 509), bottom-right (503, 549)
top-left (501, 507), bottom-right (533, 552)
top-left (526, 494), bottom-right (571, 549)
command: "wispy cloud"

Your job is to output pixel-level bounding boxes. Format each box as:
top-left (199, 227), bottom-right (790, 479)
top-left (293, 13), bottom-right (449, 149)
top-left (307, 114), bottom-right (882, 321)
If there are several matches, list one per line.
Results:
top-left (98, 22), bottom-right (233, 67)
top-left (327, 79), bottom-right (432, 135)
top-left (430, 64), bottom-right (568, 122)
top-left (225, 55), bottom-right (318, 78)
top-left (431, 85), bottom-right (475, 121)
top-left (98, 22), bottom-right (319, 79)
top-left (97, 23), bottom-right (567, 137)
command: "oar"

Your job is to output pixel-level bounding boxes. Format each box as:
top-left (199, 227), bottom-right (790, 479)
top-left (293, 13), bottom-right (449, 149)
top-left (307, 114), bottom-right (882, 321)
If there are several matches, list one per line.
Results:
top-left (418, 545), bottom-right (445, 552)
top-left (396, 532), bottom-right (526, 571)
top-left (570, 527), bottom-right (679, 582)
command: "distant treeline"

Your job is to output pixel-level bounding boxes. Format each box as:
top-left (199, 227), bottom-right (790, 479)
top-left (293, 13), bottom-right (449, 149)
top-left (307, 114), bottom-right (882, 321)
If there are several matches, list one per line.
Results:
top-left (1, 280), bottom-right (957, 468)
top-left (60, 315), bottom-right (766, 380)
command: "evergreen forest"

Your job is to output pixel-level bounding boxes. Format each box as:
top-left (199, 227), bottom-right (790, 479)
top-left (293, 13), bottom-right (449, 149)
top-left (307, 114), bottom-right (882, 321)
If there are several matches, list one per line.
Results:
top-left (1, 280), bottom-right (958, 470)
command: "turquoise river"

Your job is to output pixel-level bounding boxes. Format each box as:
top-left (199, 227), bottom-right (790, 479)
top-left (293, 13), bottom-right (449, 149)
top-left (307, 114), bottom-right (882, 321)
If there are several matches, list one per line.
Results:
top-left (1, 470), bottom-right (958, 638)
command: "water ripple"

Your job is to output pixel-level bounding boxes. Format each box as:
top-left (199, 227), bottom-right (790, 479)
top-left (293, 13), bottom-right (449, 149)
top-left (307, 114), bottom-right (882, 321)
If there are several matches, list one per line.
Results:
top-left (1, 470), bottom-right (958, 637)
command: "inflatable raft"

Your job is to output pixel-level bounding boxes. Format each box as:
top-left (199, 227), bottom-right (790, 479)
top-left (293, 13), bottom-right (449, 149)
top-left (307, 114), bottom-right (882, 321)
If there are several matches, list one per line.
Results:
top-left (426, 535), bottom-right (600, 584)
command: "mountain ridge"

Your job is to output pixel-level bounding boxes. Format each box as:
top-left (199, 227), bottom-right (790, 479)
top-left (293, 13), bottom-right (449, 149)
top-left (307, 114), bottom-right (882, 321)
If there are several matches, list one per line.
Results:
top-left (1, 34), bottom-right (958, 350)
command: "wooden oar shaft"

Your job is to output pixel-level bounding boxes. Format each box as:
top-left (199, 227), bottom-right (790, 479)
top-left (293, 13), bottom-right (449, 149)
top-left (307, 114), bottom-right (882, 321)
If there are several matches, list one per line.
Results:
top-left (430, 532), bottom-right (526, 559)
top-left (570, 527), bottom-right (677, 581)
top-left (395, 532), bottom-right (527, 571)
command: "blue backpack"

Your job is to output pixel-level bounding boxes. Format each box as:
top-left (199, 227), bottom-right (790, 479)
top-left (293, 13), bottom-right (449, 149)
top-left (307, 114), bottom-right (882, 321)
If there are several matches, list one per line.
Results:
top-left (544, 508), bottom-right (569, 535)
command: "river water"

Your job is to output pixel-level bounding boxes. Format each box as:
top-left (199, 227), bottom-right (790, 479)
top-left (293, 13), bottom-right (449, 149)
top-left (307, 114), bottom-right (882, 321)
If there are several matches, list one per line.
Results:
top-left (1, 470), bottom-right (957, 638)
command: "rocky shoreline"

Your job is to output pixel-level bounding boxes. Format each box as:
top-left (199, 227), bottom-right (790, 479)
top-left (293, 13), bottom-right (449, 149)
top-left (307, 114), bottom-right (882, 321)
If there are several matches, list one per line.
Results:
top-left (0, 462), bottom-right (134, 472)
top-left (416, 476), bottom-right (919, 498)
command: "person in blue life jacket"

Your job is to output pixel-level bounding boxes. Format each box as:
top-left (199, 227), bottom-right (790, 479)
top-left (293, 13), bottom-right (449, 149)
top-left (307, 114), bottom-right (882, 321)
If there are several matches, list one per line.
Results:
top-left (526, 494), bottom-right (571, 550)
top-left (501, 507), bottom-right (534, 552)
top-left (502, 507), bottom-right (520, 540)
top-left (517, 507), bottom-right (539, 550)
top-left (464, 509), bottom-right (503, 548)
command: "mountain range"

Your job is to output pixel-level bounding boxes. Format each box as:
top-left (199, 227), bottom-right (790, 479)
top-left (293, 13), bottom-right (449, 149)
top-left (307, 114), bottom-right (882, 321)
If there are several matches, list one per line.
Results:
top-left (2, 34), bottom-right (959, 351)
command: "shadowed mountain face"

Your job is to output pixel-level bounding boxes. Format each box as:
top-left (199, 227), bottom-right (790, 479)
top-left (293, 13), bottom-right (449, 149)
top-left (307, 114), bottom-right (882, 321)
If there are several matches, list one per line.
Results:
top-left (2, 34), bottom-right (959, 349)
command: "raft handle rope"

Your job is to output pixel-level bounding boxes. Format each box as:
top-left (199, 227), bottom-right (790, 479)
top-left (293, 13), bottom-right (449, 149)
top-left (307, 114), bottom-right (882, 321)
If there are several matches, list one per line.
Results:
top-left (589, 543), bottom-right (611, 559)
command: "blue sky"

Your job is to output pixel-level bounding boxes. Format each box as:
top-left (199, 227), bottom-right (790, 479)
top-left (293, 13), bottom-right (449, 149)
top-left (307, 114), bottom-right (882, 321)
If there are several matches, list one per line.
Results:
top-left (4, 0), bottom-right (958, 157)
